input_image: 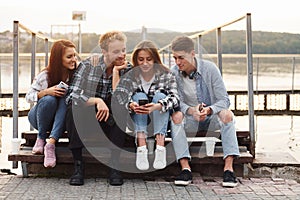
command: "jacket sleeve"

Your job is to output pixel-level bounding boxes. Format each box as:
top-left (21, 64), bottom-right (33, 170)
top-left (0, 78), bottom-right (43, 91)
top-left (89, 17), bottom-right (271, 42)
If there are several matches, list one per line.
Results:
top-left (157, 72), bottom-right (181, 113)
top-left (25, 71), bottom-right (48, 103)
top-left (65, 62), bottom-right (92, 105)
top-left (205, 62), bottom-right (230, 114)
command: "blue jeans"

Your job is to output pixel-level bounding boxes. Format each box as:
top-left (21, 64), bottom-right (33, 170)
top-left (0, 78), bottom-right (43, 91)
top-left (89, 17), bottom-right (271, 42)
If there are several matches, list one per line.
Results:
top-left (131, 92), bottom-right (169, 140)
top-left (132, 92), bottom-right (191, 162)
top-left (184, 112), bottom-right (240, 159)
top-left (28, 95), bottom-right (67, 141)
top-left (170, 120), bottom-right (191, 162)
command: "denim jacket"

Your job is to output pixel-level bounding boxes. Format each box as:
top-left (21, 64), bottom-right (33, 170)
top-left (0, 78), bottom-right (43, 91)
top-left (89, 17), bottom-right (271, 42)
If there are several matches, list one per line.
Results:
top-left (171, 57), bottom-right (230, 115)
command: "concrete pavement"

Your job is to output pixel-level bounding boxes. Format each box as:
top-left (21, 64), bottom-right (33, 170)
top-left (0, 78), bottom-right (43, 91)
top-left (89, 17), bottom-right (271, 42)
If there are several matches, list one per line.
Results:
top-left (1, 172), bottom-right (300, 199)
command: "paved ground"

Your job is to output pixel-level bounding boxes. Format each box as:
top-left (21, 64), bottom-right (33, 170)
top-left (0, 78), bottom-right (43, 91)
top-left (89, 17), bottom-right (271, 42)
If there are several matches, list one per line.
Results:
top-left (1, 172), bottom-right (300, 200)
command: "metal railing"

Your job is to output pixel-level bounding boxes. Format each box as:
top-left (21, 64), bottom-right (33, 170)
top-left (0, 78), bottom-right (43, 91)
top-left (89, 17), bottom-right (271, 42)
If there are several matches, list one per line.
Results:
top-left (12, 21), bottom-right (56, 168)
top-left (1, 89), bottom-right (300, 116)
top-left (13, 21), bottom-right (56, 139)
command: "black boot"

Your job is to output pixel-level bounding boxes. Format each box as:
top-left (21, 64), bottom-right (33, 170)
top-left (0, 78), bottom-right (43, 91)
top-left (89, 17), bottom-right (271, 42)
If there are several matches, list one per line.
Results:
top-left (109, 168), bottom-right (123, 186)
top-left (69, 160), bottom-right (84, 186)
top-left (109, 154), bottom-right (123, 186)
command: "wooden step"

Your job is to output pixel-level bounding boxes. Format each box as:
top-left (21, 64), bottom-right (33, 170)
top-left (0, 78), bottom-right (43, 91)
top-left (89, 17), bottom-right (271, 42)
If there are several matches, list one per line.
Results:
top-left (13, 129), bottom-right (253, 178)
top-left (8, 146), bottom-right (253, 177)
top-left (9, 145), bottom-right (252, 164)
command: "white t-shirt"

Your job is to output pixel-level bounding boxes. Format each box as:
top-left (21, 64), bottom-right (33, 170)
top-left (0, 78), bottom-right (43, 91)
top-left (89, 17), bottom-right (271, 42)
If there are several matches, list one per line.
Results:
top-left (182, 76), bottom-right (198, 106)
top-left (140, 74), bottom-right (155, 93)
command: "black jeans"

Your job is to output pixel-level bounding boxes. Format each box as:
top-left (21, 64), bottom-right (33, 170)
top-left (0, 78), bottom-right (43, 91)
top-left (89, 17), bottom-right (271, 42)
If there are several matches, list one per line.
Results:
top-left (66, 103), bottom-right (126, 152)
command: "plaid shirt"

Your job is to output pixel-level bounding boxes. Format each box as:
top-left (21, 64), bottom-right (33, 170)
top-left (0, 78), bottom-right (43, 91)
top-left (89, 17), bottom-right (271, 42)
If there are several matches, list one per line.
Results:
top-left (66, 55), bottom-right (131, 106)
top-left (113, 65), bottom-right (180, 113)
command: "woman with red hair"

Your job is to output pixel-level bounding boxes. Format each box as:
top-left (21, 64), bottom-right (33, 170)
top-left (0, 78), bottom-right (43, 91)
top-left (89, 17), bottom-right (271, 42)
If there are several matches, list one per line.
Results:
top-left (25, 39), bottom-right (78, 168)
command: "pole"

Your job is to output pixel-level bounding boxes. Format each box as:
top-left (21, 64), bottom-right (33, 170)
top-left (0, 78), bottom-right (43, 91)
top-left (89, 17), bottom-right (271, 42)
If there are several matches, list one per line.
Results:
top-left (78, 23), bottom-right (82, 54)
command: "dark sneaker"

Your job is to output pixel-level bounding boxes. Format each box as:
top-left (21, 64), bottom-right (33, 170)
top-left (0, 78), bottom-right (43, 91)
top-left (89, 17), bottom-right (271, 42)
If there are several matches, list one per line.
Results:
top-left (222, 170), bottom-right (238, 187)
top-left (109, 169), bottom-right (123, 186)
top-left (174, 169), bottom-right (192, 186)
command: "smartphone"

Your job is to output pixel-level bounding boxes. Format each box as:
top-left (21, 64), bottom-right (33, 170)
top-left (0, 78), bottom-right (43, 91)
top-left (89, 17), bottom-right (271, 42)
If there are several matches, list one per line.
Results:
top-left (57, 81), bottom-right (69, 90)
top-left (138, 99), bottom-right (149, 106)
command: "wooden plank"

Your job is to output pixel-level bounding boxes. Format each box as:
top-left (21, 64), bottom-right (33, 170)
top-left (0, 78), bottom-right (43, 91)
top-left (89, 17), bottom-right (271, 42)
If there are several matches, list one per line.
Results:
top-left (165, 137), bottom-right (221, 143)
top-left (21, 130), bottom-right (251, 153)
top-left (8, 146), bottom-right (253, 165)
top-left (22, 130), bottom-right (249, 141)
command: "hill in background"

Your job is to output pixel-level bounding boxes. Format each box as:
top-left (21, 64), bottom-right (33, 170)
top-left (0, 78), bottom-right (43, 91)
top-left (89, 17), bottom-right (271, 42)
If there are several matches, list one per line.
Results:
top-left (1, 29), bottom-right (300, 54)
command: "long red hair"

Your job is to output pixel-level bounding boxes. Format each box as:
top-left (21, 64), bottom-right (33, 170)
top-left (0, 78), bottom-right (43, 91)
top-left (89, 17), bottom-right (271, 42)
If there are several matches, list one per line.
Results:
top-left (46, 39), bottom-right (76, 87)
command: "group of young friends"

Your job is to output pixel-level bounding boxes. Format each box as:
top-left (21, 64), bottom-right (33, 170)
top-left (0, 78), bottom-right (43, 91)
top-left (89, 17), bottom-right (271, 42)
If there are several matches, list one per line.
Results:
top-left (25, 31), bottom-right (240, 188)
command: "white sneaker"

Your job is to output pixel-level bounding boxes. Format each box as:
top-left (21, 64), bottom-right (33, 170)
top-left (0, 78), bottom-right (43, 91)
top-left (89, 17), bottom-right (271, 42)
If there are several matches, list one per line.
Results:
top-left (136, 146), bottom-right (149, 170)
top-left (153, 145), bottom-right (166, 169)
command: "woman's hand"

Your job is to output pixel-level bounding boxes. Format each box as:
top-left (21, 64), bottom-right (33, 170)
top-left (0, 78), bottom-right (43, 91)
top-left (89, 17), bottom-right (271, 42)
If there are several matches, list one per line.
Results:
top-left (91, 54), bottom-right (100, 67)
top-left (132, 102), bottom-right (162, 114)
top-left (41, 86), bottom-right (66, 98)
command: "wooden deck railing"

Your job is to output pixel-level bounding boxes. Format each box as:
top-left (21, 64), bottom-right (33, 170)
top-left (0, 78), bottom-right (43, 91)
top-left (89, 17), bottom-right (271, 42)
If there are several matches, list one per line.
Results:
top-left (1, 89), bottom-right (299, 117)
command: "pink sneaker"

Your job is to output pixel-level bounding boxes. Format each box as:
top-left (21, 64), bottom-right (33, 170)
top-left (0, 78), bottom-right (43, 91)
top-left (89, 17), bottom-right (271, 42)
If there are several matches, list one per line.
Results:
top-left (32, 138), bottom-right (45, 154)
top-left (44, 143), bottom-right (56, 168)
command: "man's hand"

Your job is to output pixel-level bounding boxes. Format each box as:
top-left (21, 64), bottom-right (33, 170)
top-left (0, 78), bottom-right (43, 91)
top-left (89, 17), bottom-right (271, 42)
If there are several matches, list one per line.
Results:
top-left (95, 99), bottom-right (110, 122)
top-left (191, 103), bottom-right (210, 122)
top-left (113, 61), bottom-right (128, 74)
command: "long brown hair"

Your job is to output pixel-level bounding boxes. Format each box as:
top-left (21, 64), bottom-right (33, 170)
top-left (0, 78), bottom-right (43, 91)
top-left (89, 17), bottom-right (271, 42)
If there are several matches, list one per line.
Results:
top-left (131, 40), bottom-right (169, 77)
top-left (46, 39), bottom-right (76, 87)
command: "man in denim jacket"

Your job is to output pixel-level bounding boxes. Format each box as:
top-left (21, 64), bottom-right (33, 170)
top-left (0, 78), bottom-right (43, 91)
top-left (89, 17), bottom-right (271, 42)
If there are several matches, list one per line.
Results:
top-left (170, 36), bottom-right (240, 188)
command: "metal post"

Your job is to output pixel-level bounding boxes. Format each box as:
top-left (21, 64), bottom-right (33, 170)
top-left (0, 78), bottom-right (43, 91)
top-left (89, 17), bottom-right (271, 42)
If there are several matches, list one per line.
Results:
top-left (168, 46), bottom-right (171, 68)
top-left (30, 33), bottom-right (36, 131)
top-left (289, 57), bottom-right (296, 139)
top-left (0, 56), bottom-right (2, 94)
top-left (45, 39), bottom-right (49, 66)
top-left (291, 57), bottom-right (296, 92)
top-left (197, 35), bottom-right (202, 59)
top-left (78, 23), bottom-right (82, 54)
top-left (162, 51), bottom-right (165, 65)
top-left (216, 28), bottom-right (223, 75)
top-left (31, 34), bottom-right (36, 85)
top-left (141, 26), bottom-right (147, 40)
top-left (255, 57), bottom-right (259, 135)
top-left (13, 21), bottom-right (19, 168)
top-left (246, 13), bottom-right (255, 157)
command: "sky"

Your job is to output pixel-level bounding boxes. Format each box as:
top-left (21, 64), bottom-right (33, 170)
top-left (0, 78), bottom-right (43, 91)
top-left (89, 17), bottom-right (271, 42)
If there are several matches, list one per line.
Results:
top-left (1, 0), bottom-right (299, 35)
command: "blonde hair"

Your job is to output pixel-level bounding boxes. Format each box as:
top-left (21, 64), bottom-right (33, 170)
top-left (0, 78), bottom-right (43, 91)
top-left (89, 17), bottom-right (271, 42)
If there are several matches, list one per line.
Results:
top-left (98, 31), bottom-right (127, 51)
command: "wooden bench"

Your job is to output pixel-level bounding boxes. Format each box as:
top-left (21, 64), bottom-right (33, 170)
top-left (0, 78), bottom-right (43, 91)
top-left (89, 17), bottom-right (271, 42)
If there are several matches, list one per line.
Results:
top-left (8, 130), bottom-right (253, 178)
